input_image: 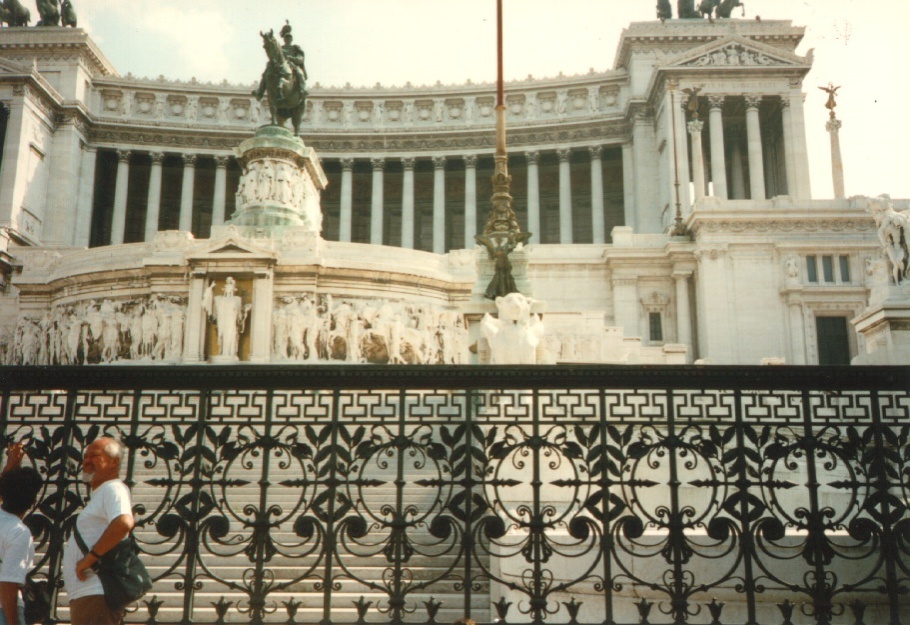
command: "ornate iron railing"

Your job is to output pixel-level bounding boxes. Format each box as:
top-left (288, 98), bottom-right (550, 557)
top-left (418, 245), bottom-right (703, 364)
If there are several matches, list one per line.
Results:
top-left (1, 365), bottom-right (908, 625)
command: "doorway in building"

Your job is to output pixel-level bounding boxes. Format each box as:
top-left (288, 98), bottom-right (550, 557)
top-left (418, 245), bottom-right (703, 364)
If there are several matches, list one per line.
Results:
top-left (816, 315), bottom-right (851, 365)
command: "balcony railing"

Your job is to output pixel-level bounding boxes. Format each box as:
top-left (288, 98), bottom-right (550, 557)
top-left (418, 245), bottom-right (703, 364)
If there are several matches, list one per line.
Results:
top-left (1, 365), bottom-right (908, 625)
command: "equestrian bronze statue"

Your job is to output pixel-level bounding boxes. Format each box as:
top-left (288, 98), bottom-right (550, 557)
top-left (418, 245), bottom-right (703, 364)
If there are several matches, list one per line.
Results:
top-left (252, 21), bottom-right (308, 135)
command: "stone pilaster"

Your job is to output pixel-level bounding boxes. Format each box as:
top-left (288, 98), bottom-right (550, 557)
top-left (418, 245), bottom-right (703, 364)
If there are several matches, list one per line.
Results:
top-left (621, 143), bottom-right (635, 230)
top-left (249, 268), bottom-right (274, 363)
top-left (74, 146), bottom-right (97, 248)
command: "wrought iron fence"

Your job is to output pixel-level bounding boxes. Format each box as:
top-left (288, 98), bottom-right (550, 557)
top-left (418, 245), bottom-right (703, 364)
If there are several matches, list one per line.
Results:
top-left (1, 365), bottom-right (908, 625)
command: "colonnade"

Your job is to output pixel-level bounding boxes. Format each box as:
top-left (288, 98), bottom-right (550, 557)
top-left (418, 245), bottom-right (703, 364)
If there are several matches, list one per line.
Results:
top-left (86, 145), bottom-right (622, 252)
top-left (684, 93), bottom-right (811, 202)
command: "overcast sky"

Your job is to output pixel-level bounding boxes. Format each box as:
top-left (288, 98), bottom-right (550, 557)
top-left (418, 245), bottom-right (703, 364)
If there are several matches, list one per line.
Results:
top-left (71, 0), bottom-right (909, 200)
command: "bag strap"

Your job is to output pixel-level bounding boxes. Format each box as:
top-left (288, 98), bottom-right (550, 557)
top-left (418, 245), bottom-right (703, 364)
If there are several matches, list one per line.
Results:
top-left (72, 523), bottom-right (90, 556)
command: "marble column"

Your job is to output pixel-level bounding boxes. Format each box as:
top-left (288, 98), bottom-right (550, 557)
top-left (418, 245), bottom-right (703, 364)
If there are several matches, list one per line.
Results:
top-left (779, 98), bottom-right (796, 197)
top-left (621, 143), bottom-right (635, 231)
top-left (788, 79), bottom-right (812, 198)
top-left (339, 158), bottom-right (354, 242)
top-left (143, 152), bottom-right (164, 242)
top-left (432, 156), bottom-right (446, 254)
top-left (401, 157), bottom-right (415, 249)
top-left (826, 117), bottom-right (845, 198)
top-left (110, 149), bottom-right (131, 245)
top-left (370, 157), bottom-right (385, 245)
top-left (687, 119), bottom-right (706, 200)
top-left (250, 269), bottom-right (274, 363)
top-left (674, 271), bottom-right (692, 355)
top-left (589, 146), bottom-right (605, 244)
top-left (212, 155), bottom-right (228, 227)
top-left (557, 148), bottom-right (573, 244)
top-left (729, 125), bottom-right (746, 200)
top-left (182, 269), bottom-right (207, 363)
top-left (73, 146), bottom-right (97, 248)
top-left (178, 153), bottom-right (197, 233)
top-left (526, 151), bottom-right (541, 240)
top-left (744, 96), bottom-right (765, 200)
top-left (707, 96), bottom-right (728, 199)
top-left (788, 300), bottom-right (806, 365)
top-left (464, 155), bottom-right (477, 248)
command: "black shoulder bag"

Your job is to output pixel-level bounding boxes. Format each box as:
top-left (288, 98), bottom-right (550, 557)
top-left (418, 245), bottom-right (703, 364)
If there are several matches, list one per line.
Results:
top-left (72, 524), bottom-right (153, 611)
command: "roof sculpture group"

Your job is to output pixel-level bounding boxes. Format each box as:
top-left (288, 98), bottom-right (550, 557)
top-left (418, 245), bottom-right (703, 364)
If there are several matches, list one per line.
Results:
top-left (0, 0), bottom-right (77, 27)
top-left (657, 0), bottom-right (745, 21)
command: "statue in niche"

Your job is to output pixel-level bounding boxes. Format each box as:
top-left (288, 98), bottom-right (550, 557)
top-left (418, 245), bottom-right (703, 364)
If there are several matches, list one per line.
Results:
top-left (867, 195), bottom-right (910, 285)
top-left (481, 293), bottom-right (544, 365)
top-left (252, 21), bottom-right (308, 134)
top-left (203, 277), bottom-right (251, 359)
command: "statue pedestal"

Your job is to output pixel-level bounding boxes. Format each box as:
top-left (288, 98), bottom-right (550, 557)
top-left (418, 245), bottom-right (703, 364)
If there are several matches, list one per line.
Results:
top-left (229, 125), bottom-right (328, 234)
top-left (852, 285), bottom-right (910, 365)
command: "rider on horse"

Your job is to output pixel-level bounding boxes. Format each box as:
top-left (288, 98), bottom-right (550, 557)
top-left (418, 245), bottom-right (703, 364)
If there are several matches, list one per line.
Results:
top-left (253, 20), bottom-right (308, 106)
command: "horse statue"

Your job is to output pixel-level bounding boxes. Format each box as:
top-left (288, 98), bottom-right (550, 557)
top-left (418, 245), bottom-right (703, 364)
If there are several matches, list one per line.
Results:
top-left (255, 28), bottom-right (308, 135)
top-left (61, 0), bottom-right (76, 27)
top-left (0, 0), bottom-right (31, 26)
top-left (35, 0), bottom-right (59, 26)
top-left (715, 0), bottom-right (744, 18)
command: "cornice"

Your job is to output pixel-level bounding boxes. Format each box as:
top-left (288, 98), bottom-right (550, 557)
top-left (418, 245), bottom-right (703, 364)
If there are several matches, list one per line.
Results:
top-left (87, 117), bottom-right (631, 154)
top-left (0, 27), bottom-right (116, 77)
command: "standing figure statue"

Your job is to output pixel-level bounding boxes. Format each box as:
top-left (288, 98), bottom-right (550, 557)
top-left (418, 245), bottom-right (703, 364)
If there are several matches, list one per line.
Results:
top-left (35, 0), bottom-right (59, 26)
top-left (252, 20), bottom-right (308, 135)
top-left (202, 277), bottom-right (251, 359)
top-left (476, 231), bottom-right (530, 300)
top-left (819, 82), bottom-right (840, 117)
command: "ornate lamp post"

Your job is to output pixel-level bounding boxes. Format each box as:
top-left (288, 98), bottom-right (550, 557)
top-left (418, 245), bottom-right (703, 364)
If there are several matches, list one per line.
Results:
top-left (475, 0), bottom-right (532, 300)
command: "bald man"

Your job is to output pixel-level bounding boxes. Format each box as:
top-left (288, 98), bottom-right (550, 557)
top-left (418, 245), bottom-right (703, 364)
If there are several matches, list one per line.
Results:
top-left (62, 437), bottom-right (135, 625)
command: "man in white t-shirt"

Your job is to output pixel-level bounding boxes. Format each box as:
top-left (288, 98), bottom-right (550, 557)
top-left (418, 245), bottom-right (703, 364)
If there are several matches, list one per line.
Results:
top-left (62, 438), bottom-right (135, 625)
top-left (0, 462), bottom-right (44, 625)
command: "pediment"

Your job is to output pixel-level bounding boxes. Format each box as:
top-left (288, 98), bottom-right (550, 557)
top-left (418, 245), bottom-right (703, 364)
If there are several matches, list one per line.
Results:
top-left (191, 236), bottom-right (275, 260)
top-left (0, 57), bottom-right (31, 76)
top-left (668, 35), bottom-right (808, 69)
